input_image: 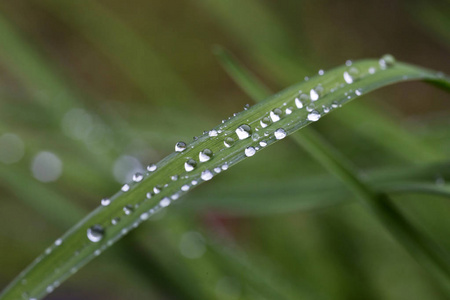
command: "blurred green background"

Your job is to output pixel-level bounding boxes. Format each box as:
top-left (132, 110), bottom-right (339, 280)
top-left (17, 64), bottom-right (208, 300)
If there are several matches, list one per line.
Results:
top-left (0, 0), bottom-right (449, 299)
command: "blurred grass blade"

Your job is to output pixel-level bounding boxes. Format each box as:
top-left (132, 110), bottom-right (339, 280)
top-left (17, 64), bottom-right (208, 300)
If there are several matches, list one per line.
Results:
top-left (1, 56), bottom-right (449, 300)
top-left (214, 47), bottom-right (450, 293)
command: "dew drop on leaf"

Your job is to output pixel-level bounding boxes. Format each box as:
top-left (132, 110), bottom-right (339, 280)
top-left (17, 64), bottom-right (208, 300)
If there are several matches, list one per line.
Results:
top-left (132, 172), bottom-right (143, 182)
top-left (245, 147), bottom-right (256, 157)
top-left (270, 109), bottom-right (282, 122)
top-left (101, 198), bottom-right (110, 206)
top-left (274, 128), bottom-right (287, 140)
top-left (236, 124), bottom-right (252, 140)
top-left (175, 141), bottom-right (187, 152)
top-left (87, 225), bottom-right (104, 242)
top-left (185, 159), bottom-right (197, 172)
top-left (199, 149), bottom-right (213, 162)
top-left (224, 137), bottom-right (235, 148)
top-left (147, 164), bottom-right (157, 172)
top-left (201, 169), bottom-right (213, 181)
top-left (307, 111), bottom-right (321, 122)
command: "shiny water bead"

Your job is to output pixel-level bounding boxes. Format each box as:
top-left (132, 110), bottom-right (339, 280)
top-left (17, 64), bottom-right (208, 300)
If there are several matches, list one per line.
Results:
top-left (171, 175), bottom-right (179, 181)
top-left (310, 85), bottom-right (323, 101)
top-left (201, 169), bottom-right (213, 181)
top-left (260, 117), bottom-right (271, 128)
top-left (379, 54), bottom-right (396, 69)
top-left (346, 60), bottom-right (352, 66)
top-left (132, 172), bottom-right (144, 182)
top-left (146, 192), bottom-right (152, 199)
top-left (185, 158), bottom-right (197, 172)
top-left (175, 141), bottom-right (187, 152)
top-left (270, 108), bottom-right (283, 122)
top-left (259, 140), bottom-right (267, 147)
top-left (295, 97), bottom-right (304, 109)
top-left (244, 103), bottom-right (250, 110)
top-left (235, 124), bottom-right (252, 140)
top-left (274, 128), bottom-right (287, 140)
top-left (224, 137), bottom-right (235, 148)
top-left (307, 110), bottom-right (321, 122)
top-left (221, 163), bottom-right (229, 170)
top-left (147, 164), bottom-right (157, 172)
top-left (111, 217), bottom-right (120, 225)
top-left (368, 67), bottom-right (376, 74)
top-left (87, 225), bottom-right (104, 242)
top-left (306, 104), bottom-right (316, 112)
top-left (355, 89), bottom-right (362, 96)
top-left (140, 212), bottom-right (149, 221)
top-left (153, 185), bottom-right (162, 194)
top-left (160, 197), bottom-right (171, 207)
top-left (245, 146), bottom-right (256, 157)
top-left (318, 69), bottom-right (325, 75)
top-left (214, 167), bottom-right (222, 173)
top-left (181, 184), bottom-right (190, 191)
top-left (121, 184), bottom-right (130, 192)
top-left (199, 148), bottom-right (213, 162)
top-left (285, 107), bottom-right (292, 115)
top-left (55, 239), bottom-right (62, 246)
top-left (252, 133), bottom-right (260, 141)
top-left (209, 130), bottom-right (218, 137)
top-left (123, 205), bottom-right (134, 215)
top-left (323, 105), bottom-right (331, 113)
top-left (101, 198), bottom-right (111, 206)
top-left (343, 67), bottom-right (359, 84)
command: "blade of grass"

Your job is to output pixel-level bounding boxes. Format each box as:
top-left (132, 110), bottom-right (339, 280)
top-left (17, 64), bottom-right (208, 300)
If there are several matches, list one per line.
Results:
top-left (214, 47), bottom-right (450, 293)
top-left (1, 57), bottom-right (449, 299)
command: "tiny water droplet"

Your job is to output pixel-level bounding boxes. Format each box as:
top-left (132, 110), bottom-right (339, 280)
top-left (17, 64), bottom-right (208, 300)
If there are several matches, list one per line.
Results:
top-left (199, 149), bottom-right (213, 162)
top-left (260, 117), bottom-right (271, 128)
top-left (175, 141), bottom-right (187, 152)
top-left (209, 130), bottom-right (218, 137)
top-left (355, 89), bottom-right (362, 96)
top-left (87, 225), bottom-right (104, 242)
top-left (55, 239), bottom-right (62, 246)
top-left (224, 137), bottom-right (235, 148)
top-left (306, 104), bottom-right (316, 112)
top-left (274, 128), bottom-right (287, 140)
top-left (171, 175), bottom-right (179, 181)
top-left (343, 71), bottom-right (353, 84)
top-left (146, 192), bottom-right (152, 199)
top-left (252, 133), bottom-right (260, 141)
top-left (201, 169), bottom-right (213, 181)
top-left (221, 163), bottom-right (229, 170)
top-left (147, 164), bottom-right (157, 172)
top-left (133, 172), bottom-right (143, 182)
top-left (368, 67), bottom-right (376, 74)
top-left (160, 197), bottom-right (171, 207)
top-left (111, 217), bottom-right (120, 225)
top-left (185, 159), bottom-right (197, 172)
top-left (270, 109), bottom-right (282, 122)
top-left (121, 184), bottom-right (130, 192)
top-left (307, 111), bottom-right (321, 122)
top-left (123, 205), bottom-right (134, 215)
top-left (244, 104), bottom-right (250, 110)
top-left (379, 54), bottom-right (396, 69)
top-left (245, 147), bottom-right (256, 157)
top-left (285, 108), bottom-right (292, 115)
top-left (310, 86), bottom-right (323, 101)
top-left (181, 185), bottom-right (190, 191)
top-left (101, 198), bottom-right (111, 206)
top-left (346, 60), bottom-right (352, 66)
top-left (236, 125), bottom-right (252, 140)
top-left (140, 212), bottom-right (149, 221)
top-left (214, 167), bottom-right (221, 173)
top-left (318, 69), bottom-right (324, 75)
top-left (259, 141), bottom-right (267, 147)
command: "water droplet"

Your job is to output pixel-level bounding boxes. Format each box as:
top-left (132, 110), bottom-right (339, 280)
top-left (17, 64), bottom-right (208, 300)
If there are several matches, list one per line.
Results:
top-left (259, 141), bottom-right (267, 147)
top-left (323, 105), bottom-right (330, 113)
top-left (101, 198), bottom-right (111, 206)
top-left (346, 60), bottom-right (352, 66)
top-left (87, 225), bottom-right (104, 242)
top-left (199, 149), bottom-right (213, 162)
top-left (181, 185), bottom-right (190, 191)
top-left (201, 169), bottom-right (213, 181)
top-left (160, 197), bottom-right (171, 207)
top-left (147, 164), bottom-right (157, 172)
top-left (260, 117), bottom-right (271, 128)
top-left (236, 125), bottom-right (252, 140)
top-left (251, 133), bottom-right (260, 141)
top-left (153, 185), bottom-right (162, 194)
top-left (306, 104), bottom-right (316, 112)
top-left (121, 184), bottom-right (130, 192)
top-left (307, 111), bottom-right (321, 122)
top-left (214, 167), bottom-right (221, 173)
top-left (274, 128), bottom-right (287, 140)
top-left (355, 89), bottom-right (362, 96)
top-left (140, 212), bottom-right (149, 221)
top-left (171, 193), bottom-right (180, 200)
top-left (285, 108), bottom-right (292, 115)
top-left (368, 67), bottom-right (376, 74)
top-left (175, 141), bottom-right (187, 152)
top-left (310, 86), bottom-right (323, 101)
top-left (343, 71), bottom-right (353, 84)
top-left (244, 104), bottom-right (250, 110)
top-left (224, 137), bottom-right (235, 148)
top-left (295, 97), bottom-right (304, 109)
top-left (132, 172), bottom-right (144, 182)
top-left (146, 192), bottom-right (152, 199)
top-left (270, 109), bottom-right (282, 122)
top-left (55, 239), bottom-right (62, 246)
top-left (221, 163), bottom-right (229, 170)
top-left (209, 130), bottom-right (218, 137)
top-left (245, 147), bottom-right (256, 157)
top-left (111, 217), bottom-right (120, 225)
top-left (185, 159), bottom-right (197, 172)
top-left (379, 54), bottom-right (396, 69)
top-left (318, 69), bottom-right (324, 75)
top-left (171, 175), bottom-right (179, 181)
top-left (123, 205), bottom-right (134, 215)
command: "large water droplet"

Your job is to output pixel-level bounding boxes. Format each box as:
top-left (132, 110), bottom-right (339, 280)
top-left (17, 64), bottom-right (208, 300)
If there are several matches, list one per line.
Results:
top-left (132, 172), bottom-right (143, 182)
top-left (307, 111), bottom-right (321, 122)
top-left (201, 169), bottom-right (213, 181)
top-left (87, 225), bottom-right (104, 242)
top-left (175, 141), bottom-right (187, 152)
top-left (121, 184), bottom-right (130, 192)
top-left (270, 109), bottom-right (282, 122)
top-left (259, 141), bottom-right (267, 147)
top-left (147, 164), bottom-right (157, 172)
top-left (199, 149), bottom-right (213, 162)
top-left (260, 117), bottom-right (271, 128)
top-left (209, 130), bottom-right (218, 137)
top-left (224, 137), bottom-right (235, 148)
top-left (236, 125), bottom-right (252, 140)
top-left (160, 197), bottom-right (171, 207)
top-left (295, 97), bottom-right (304, 109)
top-left (101, 198), bottom-right (110, 206)
top-left (185, 159), bottom-right (197, 172)
top-left (245, 147), bottom-right (256, 157)
top-left (274, 128), bottom-right (287, 140)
